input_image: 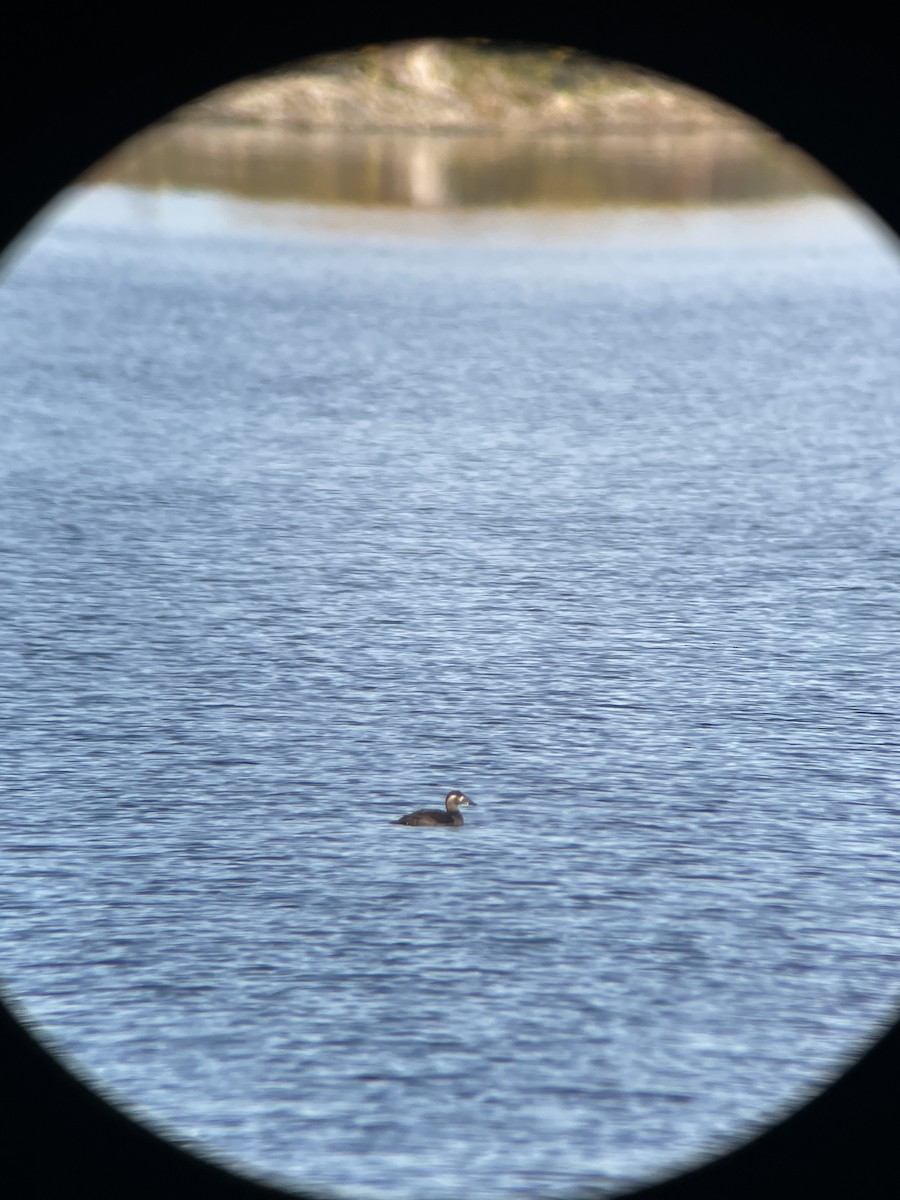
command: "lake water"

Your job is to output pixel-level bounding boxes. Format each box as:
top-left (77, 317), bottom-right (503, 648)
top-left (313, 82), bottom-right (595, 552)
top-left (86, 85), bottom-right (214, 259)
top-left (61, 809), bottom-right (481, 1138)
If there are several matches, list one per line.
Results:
top-left (84, 122), bottom-right (833, 210)
top-left (2, 186), bottom-right (900, 1200)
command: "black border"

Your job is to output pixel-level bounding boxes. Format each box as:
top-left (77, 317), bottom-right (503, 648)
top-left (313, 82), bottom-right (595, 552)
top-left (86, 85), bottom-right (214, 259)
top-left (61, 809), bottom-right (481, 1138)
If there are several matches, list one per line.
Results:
top-left (2, 8), bottom-right (899, 1198)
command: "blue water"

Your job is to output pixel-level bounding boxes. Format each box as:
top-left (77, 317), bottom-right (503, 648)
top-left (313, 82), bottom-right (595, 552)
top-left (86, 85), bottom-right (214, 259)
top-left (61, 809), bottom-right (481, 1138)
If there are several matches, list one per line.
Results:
top-left (2, 188), bottom-right (900, 1199)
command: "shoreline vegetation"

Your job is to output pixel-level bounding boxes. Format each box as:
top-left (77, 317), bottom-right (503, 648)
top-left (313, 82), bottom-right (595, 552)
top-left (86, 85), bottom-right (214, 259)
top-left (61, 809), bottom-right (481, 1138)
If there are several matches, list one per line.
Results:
top-left (172, 39), bottom-right (759, 135)
top-left (86, 39), bottom-right (835, 210)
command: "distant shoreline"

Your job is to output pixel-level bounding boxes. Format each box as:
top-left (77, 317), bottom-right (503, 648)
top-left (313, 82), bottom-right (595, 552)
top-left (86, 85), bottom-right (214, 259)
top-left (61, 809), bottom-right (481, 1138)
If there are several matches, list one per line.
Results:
top-left (87, 40), bottom-right (834, 212)
top-left (171, 114), bottom-right (766, 138)
top-left (173, 38), bottom-right (759, 137)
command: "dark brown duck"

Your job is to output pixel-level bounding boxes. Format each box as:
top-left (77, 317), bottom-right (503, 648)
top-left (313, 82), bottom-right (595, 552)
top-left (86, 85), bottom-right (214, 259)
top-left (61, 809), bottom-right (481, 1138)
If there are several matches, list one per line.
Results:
top-left (393, 790), bottom-right (476, 827)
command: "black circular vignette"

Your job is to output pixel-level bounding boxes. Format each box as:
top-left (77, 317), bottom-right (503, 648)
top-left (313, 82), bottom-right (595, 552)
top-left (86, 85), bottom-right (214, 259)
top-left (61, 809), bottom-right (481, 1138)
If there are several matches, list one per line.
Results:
top-left (1, 7), bottom-right (898, 1199)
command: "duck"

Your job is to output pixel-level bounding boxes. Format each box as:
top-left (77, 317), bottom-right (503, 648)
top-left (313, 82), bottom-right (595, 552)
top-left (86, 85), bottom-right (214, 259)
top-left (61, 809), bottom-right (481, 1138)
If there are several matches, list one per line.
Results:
top-left (393, 790), bottom-right (476, 827)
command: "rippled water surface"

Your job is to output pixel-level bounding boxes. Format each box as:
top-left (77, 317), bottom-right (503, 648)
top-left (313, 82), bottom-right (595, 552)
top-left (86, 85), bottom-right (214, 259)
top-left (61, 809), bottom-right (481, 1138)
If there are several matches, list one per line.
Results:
top-left (2, 189), bottom-right (900, 1199)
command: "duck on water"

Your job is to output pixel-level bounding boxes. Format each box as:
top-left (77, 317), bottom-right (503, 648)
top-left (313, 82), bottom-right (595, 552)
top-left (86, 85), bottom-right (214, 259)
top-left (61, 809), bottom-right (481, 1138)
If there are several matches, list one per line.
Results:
top-left (393, 791), bottom-right (476, 827)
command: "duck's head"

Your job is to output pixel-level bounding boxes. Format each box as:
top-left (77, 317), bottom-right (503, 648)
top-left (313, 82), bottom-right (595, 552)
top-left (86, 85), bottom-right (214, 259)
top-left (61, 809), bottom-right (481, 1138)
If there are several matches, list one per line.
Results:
top-left (446, 790), bottom-right (475, 808)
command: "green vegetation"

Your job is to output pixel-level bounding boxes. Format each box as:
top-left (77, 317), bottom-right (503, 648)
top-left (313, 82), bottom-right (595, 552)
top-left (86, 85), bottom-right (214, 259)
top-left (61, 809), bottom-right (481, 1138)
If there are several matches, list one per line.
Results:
top-left (178, 38), bottom-right (755, 134)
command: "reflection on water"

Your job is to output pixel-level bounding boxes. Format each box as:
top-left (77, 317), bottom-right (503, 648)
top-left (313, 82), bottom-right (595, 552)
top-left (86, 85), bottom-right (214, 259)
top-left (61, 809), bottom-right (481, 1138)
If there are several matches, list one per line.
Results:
top-left (86, 121), bottom-right (837, 210)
